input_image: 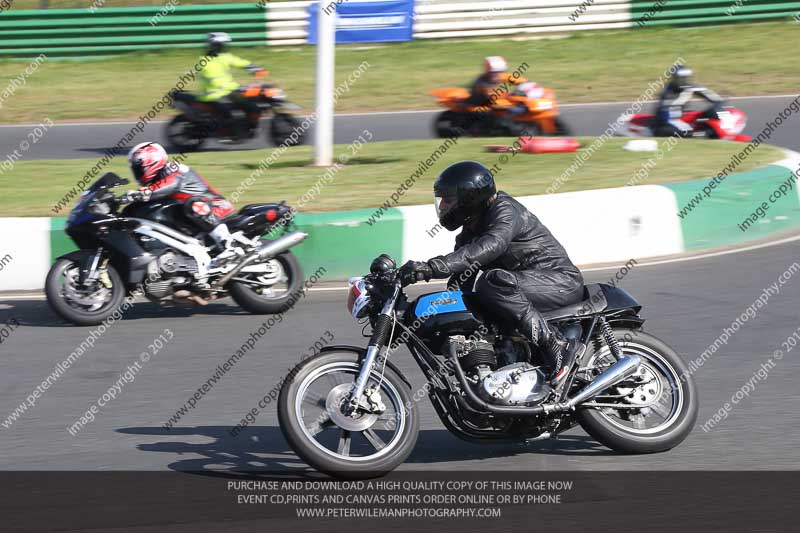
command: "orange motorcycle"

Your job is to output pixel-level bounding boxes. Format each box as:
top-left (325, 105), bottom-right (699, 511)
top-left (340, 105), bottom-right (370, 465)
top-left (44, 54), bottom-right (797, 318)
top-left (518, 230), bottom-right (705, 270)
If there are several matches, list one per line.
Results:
top-left (430, 84), bottom-right (570, 138)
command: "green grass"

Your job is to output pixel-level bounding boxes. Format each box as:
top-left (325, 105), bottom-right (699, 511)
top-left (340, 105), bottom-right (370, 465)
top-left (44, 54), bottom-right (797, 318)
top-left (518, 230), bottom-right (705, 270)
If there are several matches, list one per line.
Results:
top-left (0, 21), bottom-right (798, 123)
top-left (2, 137), bottom-right (784, 217)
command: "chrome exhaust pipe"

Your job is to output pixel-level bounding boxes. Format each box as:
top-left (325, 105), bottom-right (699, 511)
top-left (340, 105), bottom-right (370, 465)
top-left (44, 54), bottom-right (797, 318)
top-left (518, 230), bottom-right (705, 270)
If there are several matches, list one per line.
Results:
top-left (560, 354), bottom-right (642, 409)
top-left (215, 231), bottom-right (308, 288)
top-left (255, 231), bottom-right (308, 260)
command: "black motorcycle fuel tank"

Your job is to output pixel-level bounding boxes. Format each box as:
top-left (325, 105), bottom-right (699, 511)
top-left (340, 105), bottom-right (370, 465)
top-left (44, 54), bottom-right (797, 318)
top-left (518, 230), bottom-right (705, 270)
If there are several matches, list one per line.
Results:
top-left (122, 200), bottom-right (197, 236)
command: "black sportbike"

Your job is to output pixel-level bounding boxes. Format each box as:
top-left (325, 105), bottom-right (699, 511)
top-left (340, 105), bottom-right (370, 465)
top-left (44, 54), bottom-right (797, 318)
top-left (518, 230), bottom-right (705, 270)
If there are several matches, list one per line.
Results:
top-left (278, 255), bottom-right (698, 478)
top-left (46, 173), bottom-right (307, 326)
top-left (166, 80), bottom-right (306, 152)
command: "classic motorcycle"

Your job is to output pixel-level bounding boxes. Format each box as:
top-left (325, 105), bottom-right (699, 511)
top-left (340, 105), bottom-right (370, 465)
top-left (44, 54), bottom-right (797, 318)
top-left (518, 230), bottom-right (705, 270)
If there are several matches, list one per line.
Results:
top-left (430, 85), bottom-right (570, 138)
top-left (166, 79), bottom-right (306, 152)
top-left (278, 255), bottom-right (698, 478)
top-left (46, 173), bottom-right (307, 326)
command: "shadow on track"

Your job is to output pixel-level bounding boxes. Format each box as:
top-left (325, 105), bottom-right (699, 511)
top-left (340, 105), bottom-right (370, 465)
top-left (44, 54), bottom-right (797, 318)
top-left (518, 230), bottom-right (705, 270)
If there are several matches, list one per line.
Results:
top-left (117, 425), bottom-right (612, 477)
top-left (1, 298), bottom-right (249, 328)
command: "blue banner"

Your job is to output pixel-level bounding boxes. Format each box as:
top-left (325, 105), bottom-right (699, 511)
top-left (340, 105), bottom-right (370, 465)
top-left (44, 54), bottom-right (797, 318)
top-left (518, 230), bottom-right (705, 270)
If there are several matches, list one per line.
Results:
top-left (307, 0), bottom-right (414, 44)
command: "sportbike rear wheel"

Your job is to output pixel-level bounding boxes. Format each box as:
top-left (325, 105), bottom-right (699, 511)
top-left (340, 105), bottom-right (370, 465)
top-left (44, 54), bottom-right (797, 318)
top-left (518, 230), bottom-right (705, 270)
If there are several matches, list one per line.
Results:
top-left (576, 328), bottom-right (698, 454)
top-left (278, 351), bottom-right (419, 478)
top-left (228, 252), bottom-right (303, 314)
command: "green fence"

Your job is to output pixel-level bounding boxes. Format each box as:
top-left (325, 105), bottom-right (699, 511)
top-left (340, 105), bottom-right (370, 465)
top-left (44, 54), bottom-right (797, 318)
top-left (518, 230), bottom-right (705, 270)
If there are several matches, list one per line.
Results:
top-left (633, 0), bottom-right (800, 27)
top-left (0, 3), bottom-right (267, 57)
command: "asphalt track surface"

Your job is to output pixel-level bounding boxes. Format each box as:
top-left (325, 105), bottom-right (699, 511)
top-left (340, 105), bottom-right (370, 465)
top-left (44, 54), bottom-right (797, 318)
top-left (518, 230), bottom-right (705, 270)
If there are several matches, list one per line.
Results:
top-left (1, 95), bottom-right (799, 475)
top-left (1, 236), bottom-right (799, 472)
top-left (1, 95), bottom-right (798, 161)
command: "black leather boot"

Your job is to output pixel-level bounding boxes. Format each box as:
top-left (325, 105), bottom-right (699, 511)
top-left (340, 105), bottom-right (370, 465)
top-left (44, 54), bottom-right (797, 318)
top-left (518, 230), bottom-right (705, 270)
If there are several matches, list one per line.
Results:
top-left (522, 311), bottom-right (578, 389)
top-left (544, 330), bottom-right (579, 389)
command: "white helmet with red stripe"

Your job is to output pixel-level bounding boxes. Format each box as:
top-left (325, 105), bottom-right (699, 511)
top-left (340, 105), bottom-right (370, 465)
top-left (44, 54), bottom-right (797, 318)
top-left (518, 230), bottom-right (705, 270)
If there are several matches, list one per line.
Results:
top-left (484, 56), bottom-right (508, 74)
top-left (128, 142), bottom-right (168, 185)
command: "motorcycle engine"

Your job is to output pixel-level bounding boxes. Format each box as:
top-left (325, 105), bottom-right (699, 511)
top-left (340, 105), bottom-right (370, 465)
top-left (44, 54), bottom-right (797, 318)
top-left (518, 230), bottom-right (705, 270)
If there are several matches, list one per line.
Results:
top-left (144, 250), bottom-right (198, 299)
top-left (452, 336), bottom-right (551, 406)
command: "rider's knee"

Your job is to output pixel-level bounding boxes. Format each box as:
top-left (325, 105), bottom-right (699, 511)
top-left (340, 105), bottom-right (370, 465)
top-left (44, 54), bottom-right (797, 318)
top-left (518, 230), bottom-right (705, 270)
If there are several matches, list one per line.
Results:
top-left (477, 269), bottom-right (518, 297)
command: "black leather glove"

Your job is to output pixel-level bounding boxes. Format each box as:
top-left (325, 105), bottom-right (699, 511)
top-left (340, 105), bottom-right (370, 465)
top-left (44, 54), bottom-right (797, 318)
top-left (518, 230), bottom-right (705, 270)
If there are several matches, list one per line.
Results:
top-left (122, 190), bottom-right (149, 203)
top-left (428, 256), bottom-right (452, 278)
top-left (399, 260), bottom-right (433, 286)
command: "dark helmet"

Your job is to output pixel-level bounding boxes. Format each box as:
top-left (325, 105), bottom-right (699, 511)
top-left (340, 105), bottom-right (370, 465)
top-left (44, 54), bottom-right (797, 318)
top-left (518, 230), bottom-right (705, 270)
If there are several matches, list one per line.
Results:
top-left (668, 64), bottom-right (694, 92)
top-left (207, 32), bottom-right (231, 56)
top-left (434, 161), bottom-right (496, 231)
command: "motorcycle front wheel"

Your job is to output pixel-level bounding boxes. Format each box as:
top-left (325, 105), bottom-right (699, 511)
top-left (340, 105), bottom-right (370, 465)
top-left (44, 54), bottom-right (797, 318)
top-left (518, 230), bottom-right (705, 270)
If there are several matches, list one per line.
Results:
top-left (45, 258), bottom-right (126, 326)
top-left (269, 113), bottom-right (305, 147)
top-left (278, 351), bottom-right (419, 479)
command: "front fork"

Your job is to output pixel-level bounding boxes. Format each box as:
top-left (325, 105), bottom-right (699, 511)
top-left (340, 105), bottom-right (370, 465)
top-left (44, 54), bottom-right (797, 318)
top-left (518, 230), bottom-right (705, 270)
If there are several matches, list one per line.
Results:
top-left (347, 282), bottom-right (401, 413)
top-left (79, 249), bottom-right (109, 288)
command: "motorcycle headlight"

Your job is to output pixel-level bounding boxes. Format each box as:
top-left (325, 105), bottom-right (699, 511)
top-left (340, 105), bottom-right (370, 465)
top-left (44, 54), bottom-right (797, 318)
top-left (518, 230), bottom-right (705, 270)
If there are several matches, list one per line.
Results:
top-left (346, 277), bottom-right (371, 320)
top-left (536, 99), bottom-right (554, 111)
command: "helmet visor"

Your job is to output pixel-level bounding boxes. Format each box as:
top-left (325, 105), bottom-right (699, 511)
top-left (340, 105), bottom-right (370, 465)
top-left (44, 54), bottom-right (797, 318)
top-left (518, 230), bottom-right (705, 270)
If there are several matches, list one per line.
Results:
top-left (435, 195), bottom-right (457, 220)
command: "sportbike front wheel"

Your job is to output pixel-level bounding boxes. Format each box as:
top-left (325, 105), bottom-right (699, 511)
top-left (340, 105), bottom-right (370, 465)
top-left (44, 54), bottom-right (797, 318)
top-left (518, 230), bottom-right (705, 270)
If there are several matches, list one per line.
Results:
top-left (278, 351), bottom-right (419, 478)
top-left (45, 258), bottom-right (125, 326)
top-left (576, 328), bottom-right (698, 454)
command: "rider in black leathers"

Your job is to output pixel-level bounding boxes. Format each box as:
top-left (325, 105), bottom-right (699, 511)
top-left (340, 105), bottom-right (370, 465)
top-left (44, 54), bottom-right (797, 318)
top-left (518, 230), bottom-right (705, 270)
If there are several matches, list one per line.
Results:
top-left (400, 161), bottom-right (585, 387)
top-left (654, 64), bottom-right (724, 137)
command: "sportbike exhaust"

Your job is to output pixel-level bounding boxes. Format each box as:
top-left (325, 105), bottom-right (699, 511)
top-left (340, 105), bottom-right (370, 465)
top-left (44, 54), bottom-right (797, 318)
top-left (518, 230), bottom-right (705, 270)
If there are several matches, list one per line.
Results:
top-left (560, 354), bottom-right (642, 409)
top-left (214, 231), bottom-right (308, 288)
top-left (254, 231), bottom-right (308, 260)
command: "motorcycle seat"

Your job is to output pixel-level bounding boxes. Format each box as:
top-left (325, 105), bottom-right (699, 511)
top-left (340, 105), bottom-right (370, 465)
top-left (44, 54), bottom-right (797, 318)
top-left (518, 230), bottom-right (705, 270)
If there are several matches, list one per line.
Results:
top-left (172, 91), bottom-right (197, 103)
top-left (542, 284), bottom-right (607, 320)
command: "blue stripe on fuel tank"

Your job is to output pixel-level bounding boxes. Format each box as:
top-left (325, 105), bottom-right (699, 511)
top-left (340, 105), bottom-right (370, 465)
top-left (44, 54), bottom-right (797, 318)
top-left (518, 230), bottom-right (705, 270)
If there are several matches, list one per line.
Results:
top-left (414, 291), bottom-right (467, 317)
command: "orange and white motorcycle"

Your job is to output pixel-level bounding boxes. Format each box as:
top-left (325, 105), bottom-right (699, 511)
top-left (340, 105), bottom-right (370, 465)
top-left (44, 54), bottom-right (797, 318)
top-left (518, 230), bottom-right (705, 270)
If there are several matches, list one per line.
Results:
top-left (430, 81), bottom-right (571, 138)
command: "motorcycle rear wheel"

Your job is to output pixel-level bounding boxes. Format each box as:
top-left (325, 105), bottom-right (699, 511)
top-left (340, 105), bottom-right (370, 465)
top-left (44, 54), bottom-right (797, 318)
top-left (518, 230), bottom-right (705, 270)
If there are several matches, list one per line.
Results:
top-left (434, 111), bottom-right (468, 138)
top-left (165, 114), bottom-right (207, 152)
top-left (228, 252), bottom-right (303, 314)
top-left (577, 328), bottom-right (698, 454)
top-left (278, 351), bottom-right (419, 479)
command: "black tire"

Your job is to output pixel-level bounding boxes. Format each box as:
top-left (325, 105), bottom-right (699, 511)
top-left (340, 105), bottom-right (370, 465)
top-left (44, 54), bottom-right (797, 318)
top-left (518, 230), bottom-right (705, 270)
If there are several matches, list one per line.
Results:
top-left (269, 113), bottom-right (305, 146)
top-left (228, 252), bottom-right (303, 314)
top-left (577, 328), bottom-right (699, 454)
top-left (165, 114), bottom-right (206, 152)
top-left (513, 121), bottom-right (540, 137)
top-left (278, 350), bottom-right (419, 478)
top-left (45, 258), bottom-right (126, 326)
top-left (434, 111), bottom-right (466, 138)
top-left (554, 117), bottom-right (571, 136)
top-left (701, 125), bottom-right (719, 139)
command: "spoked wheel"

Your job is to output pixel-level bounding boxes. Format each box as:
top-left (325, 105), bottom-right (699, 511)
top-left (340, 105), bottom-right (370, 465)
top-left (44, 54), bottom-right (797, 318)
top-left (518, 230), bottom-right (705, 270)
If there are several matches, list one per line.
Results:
top-left (165, 114), bottom-right (207, 152)
top-left (576, 328), bottom-right (698, 453)
top-left (45, 258), bottom-right (125, 326)
top-left (228, 252), bottom-right (303, 314)
top-left (269, 113), bottom-right (305, 146)
top-left (278, 351), bottom-right (419, 478)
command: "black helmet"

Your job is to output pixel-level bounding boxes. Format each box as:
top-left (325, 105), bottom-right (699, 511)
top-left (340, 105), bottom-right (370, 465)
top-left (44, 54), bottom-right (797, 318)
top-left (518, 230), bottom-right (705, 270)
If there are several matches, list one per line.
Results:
top-left (434, 161), bottom-right (496, 231)
top-left (668, 64), bottom-right (693, 92)
top-left (207, 32), bottom-right (231, 55)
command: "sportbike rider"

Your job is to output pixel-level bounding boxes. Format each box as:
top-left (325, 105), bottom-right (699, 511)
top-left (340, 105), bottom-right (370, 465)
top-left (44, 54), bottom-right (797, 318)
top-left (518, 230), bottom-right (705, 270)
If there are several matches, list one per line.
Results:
top-left (123, 142), bottom-right (247, 300)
